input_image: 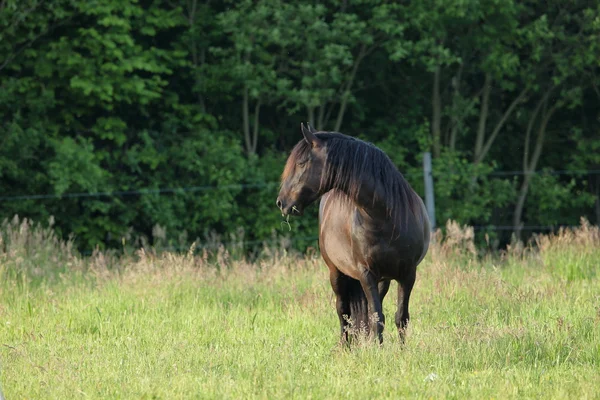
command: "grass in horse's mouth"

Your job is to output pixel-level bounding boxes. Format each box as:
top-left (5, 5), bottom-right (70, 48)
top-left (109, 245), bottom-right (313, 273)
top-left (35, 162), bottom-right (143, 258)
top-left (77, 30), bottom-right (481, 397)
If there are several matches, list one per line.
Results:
top-left (280, 206), bottom-right (300, 231)
top-left (281, 214), bottom-right (291, 231)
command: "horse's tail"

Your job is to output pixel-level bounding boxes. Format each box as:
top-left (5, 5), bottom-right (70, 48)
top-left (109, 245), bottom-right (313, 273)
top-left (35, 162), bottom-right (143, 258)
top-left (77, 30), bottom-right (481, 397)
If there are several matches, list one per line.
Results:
top-left (346, 278), bottom-right (371, 337)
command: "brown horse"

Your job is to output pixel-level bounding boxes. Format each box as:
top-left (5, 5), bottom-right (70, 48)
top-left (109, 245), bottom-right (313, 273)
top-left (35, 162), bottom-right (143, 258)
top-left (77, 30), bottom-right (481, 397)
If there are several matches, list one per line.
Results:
top-left (276, 123), bottom-right (430, 344)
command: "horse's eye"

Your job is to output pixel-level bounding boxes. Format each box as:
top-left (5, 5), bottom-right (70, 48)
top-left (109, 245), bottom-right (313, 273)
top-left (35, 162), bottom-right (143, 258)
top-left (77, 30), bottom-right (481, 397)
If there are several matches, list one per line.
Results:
top-left (297, 159), bottom-right (309, 167)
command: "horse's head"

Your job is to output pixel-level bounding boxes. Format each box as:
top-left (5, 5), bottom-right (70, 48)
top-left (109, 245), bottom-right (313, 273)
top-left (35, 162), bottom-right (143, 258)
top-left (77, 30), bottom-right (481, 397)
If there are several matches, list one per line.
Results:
top-left (276, 123), bottom-right (327, 217)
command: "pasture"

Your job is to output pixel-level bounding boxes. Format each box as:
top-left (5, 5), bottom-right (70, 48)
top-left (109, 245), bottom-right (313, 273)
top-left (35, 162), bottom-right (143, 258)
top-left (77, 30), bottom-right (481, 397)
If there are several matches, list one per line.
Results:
top-left (1, 218), bottom-right (599, 399)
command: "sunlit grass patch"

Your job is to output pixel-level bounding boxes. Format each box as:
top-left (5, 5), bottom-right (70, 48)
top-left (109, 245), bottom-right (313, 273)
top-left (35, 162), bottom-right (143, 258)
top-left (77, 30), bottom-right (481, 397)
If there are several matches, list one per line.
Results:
top-left (1, 217), bottom-right (599, 399)
top-left (536, 218), bottom-right (600, 281)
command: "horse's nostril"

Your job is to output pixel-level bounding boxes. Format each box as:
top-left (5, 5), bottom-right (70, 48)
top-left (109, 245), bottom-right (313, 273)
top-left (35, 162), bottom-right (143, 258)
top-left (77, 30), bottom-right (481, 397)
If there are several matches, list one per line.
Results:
top-left (276, 198), bottom-right (282, 209)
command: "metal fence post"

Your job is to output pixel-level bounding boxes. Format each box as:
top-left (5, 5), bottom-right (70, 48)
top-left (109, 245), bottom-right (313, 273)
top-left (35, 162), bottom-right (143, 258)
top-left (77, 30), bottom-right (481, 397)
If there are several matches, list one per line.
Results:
top-left (423, 152), bottom-right (436, 231)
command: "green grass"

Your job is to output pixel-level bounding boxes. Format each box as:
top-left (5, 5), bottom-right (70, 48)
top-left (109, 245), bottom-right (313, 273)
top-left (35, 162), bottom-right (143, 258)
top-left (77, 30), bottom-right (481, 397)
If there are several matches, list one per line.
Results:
top-left (1, 218), bottom-right (599, 399)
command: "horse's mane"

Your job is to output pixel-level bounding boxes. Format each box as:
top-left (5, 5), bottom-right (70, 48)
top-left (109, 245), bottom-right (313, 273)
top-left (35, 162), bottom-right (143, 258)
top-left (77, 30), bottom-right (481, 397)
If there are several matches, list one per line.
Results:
top-left (284, 131), bottom-right (420, 227)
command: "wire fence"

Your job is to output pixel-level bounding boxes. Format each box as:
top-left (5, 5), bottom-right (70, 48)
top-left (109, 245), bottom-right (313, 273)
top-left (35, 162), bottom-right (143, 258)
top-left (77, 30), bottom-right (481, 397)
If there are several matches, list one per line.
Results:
top-left (1, 168), bottom-right (596, 256)
top-left (0, 182), bottom-right (280, 202)
top-left (0, 169), bottom-right (598, 202)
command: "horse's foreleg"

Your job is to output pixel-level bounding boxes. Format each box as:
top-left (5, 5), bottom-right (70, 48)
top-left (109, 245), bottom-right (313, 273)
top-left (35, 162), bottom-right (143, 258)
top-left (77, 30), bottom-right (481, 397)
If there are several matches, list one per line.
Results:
top-left (396, 272), bottom-right (416, 343)
top-left (359, 269), bottom-right (385, 344)
top-left (329, 268), bottom-right (351, 344)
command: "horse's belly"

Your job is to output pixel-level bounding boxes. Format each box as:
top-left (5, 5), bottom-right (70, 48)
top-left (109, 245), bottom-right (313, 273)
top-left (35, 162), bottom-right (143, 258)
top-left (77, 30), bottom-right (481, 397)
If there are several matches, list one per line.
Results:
top-left (320, 227), bottom-right (409, 281)
top-left (320, 234), bottom-right (359, 276)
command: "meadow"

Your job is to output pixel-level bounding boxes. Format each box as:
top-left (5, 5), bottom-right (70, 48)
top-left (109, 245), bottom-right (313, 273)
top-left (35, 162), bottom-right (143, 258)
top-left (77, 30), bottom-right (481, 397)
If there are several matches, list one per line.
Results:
top-left (1, 217), bottom-right (599, 399)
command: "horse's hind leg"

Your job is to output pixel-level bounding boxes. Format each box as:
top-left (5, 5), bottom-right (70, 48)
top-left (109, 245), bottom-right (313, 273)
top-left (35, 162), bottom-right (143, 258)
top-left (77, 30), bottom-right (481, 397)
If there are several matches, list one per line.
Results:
top-left (396, 272), bottom-right (416, 343)
top-left (377, 279), bottom-right (391, 327)
top-left (378, 279), bottom-right (391, 303)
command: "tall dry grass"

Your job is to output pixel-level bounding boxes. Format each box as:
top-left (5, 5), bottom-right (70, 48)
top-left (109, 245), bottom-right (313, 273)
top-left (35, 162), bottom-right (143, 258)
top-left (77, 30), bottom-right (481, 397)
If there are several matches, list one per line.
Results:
top-left (535, 217), bottom-right (600, 281)
top-left (0, 215), bottom-right (81, 284)
top-left (0, 215), bottom-right (598, 286)
top-left (0, 215), bottom-right (320, 292)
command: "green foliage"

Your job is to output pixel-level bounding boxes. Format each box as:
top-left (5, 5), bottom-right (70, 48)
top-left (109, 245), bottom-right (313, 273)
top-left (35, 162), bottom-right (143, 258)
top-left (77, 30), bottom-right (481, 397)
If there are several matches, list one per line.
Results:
top-left (238, 150), bottom-right (319, 245)
top-left (526, 172), bottom-right (596, 227)
top-left (431, 151), bottom-right (515, 223)
top-left (0, 0), bottom-right (599, 253)
top-left (48, 137), bottom-right (108, 195)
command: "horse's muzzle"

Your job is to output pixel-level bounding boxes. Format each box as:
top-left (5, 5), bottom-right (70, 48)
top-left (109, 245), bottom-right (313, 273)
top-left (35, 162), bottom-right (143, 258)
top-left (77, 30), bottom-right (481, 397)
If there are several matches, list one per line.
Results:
top-left (276, 197), bottom-right (286, 216)
top-left (276, 197), bottom-right (302, 217)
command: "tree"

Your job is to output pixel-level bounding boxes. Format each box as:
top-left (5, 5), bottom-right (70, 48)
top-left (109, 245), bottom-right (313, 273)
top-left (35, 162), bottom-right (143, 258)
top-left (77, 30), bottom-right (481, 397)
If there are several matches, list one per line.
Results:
top-left (209, 0), bottom-right (293, 156)
top-left (511, 1), bottom-right (600, 238)
top-left (1, 0), bottom-right (599, 253)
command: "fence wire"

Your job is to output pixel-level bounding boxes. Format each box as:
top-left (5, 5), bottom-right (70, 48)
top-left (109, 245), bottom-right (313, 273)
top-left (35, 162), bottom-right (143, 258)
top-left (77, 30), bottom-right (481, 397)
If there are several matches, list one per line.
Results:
top-left (1, 168), bottom-right (595, 256)
top-left (1, 169), bottom-right (599, 202)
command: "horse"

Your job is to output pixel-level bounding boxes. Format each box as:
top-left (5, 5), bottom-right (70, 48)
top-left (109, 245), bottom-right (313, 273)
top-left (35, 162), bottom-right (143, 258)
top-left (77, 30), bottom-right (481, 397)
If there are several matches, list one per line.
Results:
top-left (276, 123), bottom-right (431, 345)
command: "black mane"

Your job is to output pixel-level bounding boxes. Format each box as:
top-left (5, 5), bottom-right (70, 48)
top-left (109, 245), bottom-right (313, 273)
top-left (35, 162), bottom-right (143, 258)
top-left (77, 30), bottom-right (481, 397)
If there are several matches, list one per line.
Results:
top-left (289, 131), bottom-right (420, 227)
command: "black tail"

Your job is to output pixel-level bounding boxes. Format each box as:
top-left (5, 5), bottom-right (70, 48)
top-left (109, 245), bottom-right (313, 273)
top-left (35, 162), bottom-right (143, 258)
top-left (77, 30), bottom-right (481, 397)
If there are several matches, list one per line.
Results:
top-left (345, 278), bottom-right (370, 337)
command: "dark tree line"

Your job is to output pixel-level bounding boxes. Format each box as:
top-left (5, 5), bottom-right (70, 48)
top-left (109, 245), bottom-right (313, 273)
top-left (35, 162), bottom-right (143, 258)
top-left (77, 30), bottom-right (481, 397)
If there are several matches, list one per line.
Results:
top-left (1, 0), bottom-right (599, 252)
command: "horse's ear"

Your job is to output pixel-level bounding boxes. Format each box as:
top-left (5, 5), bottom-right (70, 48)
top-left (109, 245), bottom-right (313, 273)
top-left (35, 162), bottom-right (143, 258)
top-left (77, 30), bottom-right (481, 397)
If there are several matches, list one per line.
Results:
top-left (301, 122), bottom-right (323, 148)
top-left (306, 122), bottom-right (317, 134)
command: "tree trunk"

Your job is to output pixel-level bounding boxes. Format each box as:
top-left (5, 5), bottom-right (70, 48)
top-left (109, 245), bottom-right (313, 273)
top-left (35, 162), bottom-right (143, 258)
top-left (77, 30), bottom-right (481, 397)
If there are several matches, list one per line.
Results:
top-left (317, 105), bottom-right (325, 131)
top-left (472, 78), bottom-right (529, 165)
top-left (185, 0), bottom-right (206, 113)
top-left (197, 48), bottom-right (206, 113)
top-left (476, 86), bottom-right (529, 164)
top-left (323, 102), bottom-right (334, 130)
top-left (449, 63), bottom-right (464, 151)
top-left (512, 177), bottom-right (530, 240)
top-left (431, 65), bottom-right (442, 158)
top-left (251, 99), bottom-right (261, 154)
top-left (512, 90), bottom-right (557, 239)
top-left (307, 107), bottom-right (315, 128)
top-left (474, 73), bottom-right (491, 162)
top-left (242, 85), bottom-right (253, 156)
top-left (334, 44), bottom-right (367, 132)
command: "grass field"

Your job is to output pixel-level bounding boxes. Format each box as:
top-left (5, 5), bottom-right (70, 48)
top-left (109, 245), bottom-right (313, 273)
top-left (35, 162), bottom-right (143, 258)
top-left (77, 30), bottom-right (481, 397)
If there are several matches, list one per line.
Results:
top-left (1, 217), bottom-right (599, 399)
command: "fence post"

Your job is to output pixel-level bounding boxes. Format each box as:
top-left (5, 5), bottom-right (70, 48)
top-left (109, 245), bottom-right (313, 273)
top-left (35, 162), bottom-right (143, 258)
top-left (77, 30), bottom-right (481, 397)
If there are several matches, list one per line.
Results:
top-left (422, 152), bottom-right (436, 231)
